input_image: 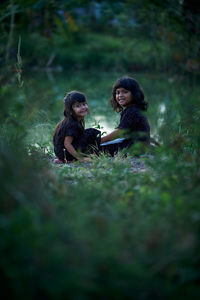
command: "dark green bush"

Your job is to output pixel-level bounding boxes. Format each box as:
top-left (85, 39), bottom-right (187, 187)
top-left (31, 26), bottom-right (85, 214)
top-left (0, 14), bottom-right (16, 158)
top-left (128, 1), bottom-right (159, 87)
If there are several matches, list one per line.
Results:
top-left (1, 72), bottom-right (200, 298)
top-left (1, 0), bottom-right (200, 295)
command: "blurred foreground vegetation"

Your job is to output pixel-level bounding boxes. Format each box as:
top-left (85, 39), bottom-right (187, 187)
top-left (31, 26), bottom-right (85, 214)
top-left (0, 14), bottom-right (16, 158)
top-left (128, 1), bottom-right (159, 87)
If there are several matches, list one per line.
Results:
top-left (1, 0), bottom-right (200, 299)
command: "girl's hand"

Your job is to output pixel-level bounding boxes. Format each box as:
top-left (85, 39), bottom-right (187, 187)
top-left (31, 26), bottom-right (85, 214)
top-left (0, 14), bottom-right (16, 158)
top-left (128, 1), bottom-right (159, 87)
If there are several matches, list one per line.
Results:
top-left (79, 157), bottom-right (92, 162)
top-left (101, 129), bottom-right (121, 143)
top-left (64, 137), bottom-right (92, 162)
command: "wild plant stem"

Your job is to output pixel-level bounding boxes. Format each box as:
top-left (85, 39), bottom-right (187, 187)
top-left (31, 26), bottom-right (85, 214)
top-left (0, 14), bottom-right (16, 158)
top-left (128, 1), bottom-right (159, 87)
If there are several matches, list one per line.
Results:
top-left (5, 0), bottom-right (15, 63)
top-left (16, 36), bottom-right (23, 87)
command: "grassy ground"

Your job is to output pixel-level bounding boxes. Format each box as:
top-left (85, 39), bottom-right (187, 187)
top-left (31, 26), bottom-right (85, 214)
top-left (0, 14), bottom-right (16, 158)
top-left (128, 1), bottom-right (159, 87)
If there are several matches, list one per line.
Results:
top-left (2, 138), bottom-right (199, 299)
top-left (0, 69), bottom-right (200, 298)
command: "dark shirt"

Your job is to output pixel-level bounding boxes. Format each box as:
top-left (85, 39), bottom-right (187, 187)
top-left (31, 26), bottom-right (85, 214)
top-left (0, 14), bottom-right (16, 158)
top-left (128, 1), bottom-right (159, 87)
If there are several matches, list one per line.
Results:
top-left (53, 119), bottom-right (83, 161)
top-left (117, 105), bottom-right (150, 144)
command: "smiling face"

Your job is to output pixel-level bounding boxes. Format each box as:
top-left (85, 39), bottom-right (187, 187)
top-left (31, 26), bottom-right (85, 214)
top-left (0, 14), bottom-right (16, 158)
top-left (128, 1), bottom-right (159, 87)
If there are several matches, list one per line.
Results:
top-left (115, 87), bottom-right (133, 108)
top-left (72, 101), bottom-right (88, 120)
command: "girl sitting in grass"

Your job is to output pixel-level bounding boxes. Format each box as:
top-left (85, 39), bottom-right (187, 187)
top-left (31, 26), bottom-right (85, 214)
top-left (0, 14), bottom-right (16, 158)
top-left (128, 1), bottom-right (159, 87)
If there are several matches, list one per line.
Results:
top-left (53, 91), bottom-right (101, 163)
top-left (100, 76), bottom-right (150, 156)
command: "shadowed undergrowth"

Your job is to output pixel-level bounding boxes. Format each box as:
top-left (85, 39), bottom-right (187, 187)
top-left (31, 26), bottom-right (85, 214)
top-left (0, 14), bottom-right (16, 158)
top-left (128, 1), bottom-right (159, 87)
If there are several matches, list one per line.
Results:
top-left (0, 69), bottom-right (200, 299)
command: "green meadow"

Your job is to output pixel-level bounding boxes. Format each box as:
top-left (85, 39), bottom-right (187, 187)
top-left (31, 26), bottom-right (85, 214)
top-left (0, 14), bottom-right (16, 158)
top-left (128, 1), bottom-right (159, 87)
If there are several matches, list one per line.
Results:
top-left (1, 1), bottom-right (200, 299)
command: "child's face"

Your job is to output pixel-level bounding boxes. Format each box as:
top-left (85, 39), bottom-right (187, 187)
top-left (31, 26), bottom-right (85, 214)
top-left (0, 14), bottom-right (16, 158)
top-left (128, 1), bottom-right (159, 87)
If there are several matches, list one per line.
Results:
top-left (116, 87), bottom-right (133, 108)
top-left (72, 101), bottom-right (88, 119)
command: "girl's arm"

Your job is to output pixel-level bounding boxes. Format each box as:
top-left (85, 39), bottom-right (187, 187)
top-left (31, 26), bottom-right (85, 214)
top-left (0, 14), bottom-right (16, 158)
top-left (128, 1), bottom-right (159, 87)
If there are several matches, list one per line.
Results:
top-left (64, 136), bottom-right (90, 162)
top-left (101, 129), bottom-right (121, 143)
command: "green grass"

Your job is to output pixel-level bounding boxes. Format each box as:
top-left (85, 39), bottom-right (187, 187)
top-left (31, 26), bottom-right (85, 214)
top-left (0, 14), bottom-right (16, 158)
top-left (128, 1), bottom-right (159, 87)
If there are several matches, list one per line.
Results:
top-left (1, 137), bottom-right (200, 299)
top-left (0, 69), bottom-right (200, 299)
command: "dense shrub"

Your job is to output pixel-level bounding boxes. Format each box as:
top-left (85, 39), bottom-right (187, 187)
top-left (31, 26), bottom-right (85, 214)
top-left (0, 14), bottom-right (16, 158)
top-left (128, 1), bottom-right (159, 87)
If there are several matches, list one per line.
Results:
top-left (0, 69), bottom-right (200, 299)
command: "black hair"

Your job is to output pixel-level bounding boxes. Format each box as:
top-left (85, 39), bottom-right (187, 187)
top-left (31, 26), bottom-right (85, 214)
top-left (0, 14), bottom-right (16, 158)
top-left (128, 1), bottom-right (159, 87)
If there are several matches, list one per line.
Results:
top-left (63, 91), bottom-right (87, 121)
top-left (53, 91), bottom-right (87, 143)
top-left (110, 76), bottom-right (148, 112)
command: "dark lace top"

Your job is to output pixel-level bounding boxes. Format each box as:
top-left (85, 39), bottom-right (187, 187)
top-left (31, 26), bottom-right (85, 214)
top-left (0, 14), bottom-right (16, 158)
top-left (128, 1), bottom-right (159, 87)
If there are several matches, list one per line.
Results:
top-left (117, 105), bottom-right (150, 143)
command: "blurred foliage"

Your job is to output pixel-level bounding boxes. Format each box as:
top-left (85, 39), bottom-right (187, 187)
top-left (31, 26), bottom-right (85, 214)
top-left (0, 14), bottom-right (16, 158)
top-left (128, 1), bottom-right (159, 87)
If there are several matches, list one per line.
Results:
top-left (0, 0), bottom-right (200, 73)
top-left (0, 66), bottom-right (200, 298)
top-left (1, 0), bottom-right (200, 298)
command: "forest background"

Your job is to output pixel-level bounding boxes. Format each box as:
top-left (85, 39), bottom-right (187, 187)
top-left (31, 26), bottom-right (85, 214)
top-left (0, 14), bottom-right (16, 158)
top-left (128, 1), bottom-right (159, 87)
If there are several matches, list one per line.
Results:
top-left (0, 0), bottom-right (200, 299)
